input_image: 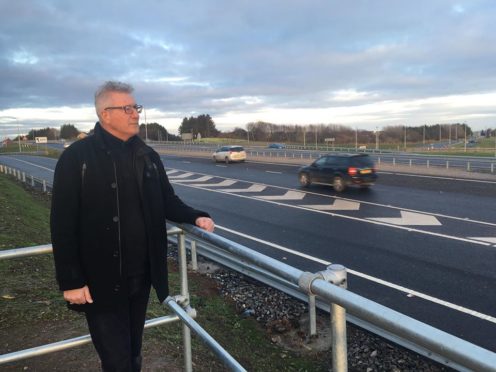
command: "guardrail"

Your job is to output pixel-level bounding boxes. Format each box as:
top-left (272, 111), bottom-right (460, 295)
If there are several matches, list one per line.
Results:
top-left (0, 163), bottom-right (52, 192)
top-left (0, 229), bottom-right (245, 372)
top-left (152, 143), bottom-right (496, 174)
top-left (171, 223), bottom-right (496, 372)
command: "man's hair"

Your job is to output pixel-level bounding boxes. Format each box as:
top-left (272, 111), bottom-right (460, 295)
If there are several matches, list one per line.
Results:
top-left (94, 81), bottom-right (134, 119)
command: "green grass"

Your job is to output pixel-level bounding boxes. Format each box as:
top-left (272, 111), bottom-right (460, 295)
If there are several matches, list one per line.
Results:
top-left (0, 142), bottom-right (61, 158)
top-left (0, 174), bottom-right (328, 371)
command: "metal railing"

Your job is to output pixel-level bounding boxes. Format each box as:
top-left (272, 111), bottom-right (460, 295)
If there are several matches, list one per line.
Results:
top-left (0, 163), bottom-right (52, 192)
top-left (0, 229), bottom-right (245, 372)
top-left (170, 222), bottom-right (496, 372)
top-left (151, 143), bottom-right (496, 174)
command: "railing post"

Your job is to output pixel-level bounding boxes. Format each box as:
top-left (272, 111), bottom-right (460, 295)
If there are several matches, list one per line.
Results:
top-left (308, 294), bottom-right (317, 336)
top-left (467, 162), bottom-right (470, 172)
top-left (31, 175), bottom-right (35, 187)
top-left (178, 231), bottom-right (193, 372)
top-left (22, 172), bottom-right (26, 183)
top-left (321, 264), bottom-right (348, 372)
top-left (42, 180), bottom-right (47, 193)
top-left (190, 240), bottom-right (198, 271)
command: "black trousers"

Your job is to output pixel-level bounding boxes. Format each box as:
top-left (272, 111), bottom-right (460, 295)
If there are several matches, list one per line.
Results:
top-left (85, 275), bottom-right (151, 372)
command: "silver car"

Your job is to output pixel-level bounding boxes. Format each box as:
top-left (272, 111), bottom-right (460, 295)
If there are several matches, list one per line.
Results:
top-left (212, 146), bottom-right (247, 163)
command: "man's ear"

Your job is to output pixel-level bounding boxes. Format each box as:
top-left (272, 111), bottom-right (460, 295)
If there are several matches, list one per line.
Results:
top-left (99, 109), bottom-right (109, 125)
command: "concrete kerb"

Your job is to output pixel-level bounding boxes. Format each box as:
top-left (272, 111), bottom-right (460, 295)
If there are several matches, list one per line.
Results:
top-left (155, 148), bottom-right (496, 181)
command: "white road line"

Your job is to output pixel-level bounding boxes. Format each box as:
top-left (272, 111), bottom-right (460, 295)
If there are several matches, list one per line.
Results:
top-left (469, 237), bottom-right (496, 245)
top-left (301, 199), bottom-right (360, 211)
top-left (266, 171), bottom-right (282, 174)
top-left (168, 172), bottom-right (194, 179)
top-left (3, 157), bottom-right (55, 172)
top-left (257, 190), bottom-right (306, 201)
top-left (216, 225), bottom-right (496, 324)
top-left (184, 179), bottom-right (237, 187)
top-left (222, 184), bottom-right (267, 193)
top-left (368, 211), bottom-right (442, 226)
top-left (176, 181), bottom-right (492, 246)
top-left (165, 167), bottom-right (496, 227)
top-left (379, 171), bottom-right (496, 184)
top-left (173, 176), bottom-right (213, 183)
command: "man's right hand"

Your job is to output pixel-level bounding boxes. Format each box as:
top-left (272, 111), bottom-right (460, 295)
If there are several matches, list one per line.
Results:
top-left (63, 285), bottom-right (93, 305)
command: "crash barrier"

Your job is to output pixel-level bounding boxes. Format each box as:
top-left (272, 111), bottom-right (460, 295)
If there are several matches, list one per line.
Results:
top-left (167, 222), bottom-right (496, 372)
top-left (0, 228), bottom-right (246, 372)
top-left (153, 142), bottom-right (496, 174)
top-left (0, 163), bottom-right (52, 193)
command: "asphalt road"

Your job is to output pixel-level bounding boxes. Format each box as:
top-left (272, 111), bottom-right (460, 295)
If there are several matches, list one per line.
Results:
top-left (1, 153), bottom-right (495, 353)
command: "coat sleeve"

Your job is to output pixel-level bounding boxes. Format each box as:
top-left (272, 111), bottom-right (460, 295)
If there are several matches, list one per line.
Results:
top-left (155, 157), bottom-right (210, 224)
top-left (50, 148), bottom-right (86, 291)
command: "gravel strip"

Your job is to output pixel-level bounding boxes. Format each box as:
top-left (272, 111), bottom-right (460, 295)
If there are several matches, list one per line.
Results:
top-left (169, 246), bottom-right (451, 371)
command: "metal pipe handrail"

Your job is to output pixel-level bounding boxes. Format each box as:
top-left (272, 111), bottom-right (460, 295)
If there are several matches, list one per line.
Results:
top-left (165, 297), bottom-right (247, 372)
top-left (0, 315), bottom-right (181, 365)
top-left (174, 222), bottom-right (496, 372)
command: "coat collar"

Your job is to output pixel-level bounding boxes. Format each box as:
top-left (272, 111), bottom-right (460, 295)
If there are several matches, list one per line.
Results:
top-left (93, 122), bottom-right (152, 157)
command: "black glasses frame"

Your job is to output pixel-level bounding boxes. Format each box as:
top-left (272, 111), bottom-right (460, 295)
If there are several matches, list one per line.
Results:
top-left (104, 104), bottom-right (143, 114)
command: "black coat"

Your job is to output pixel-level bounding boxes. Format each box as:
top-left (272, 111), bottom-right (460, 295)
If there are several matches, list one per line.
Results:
top-left (50, 123), bottom-right (209, 310)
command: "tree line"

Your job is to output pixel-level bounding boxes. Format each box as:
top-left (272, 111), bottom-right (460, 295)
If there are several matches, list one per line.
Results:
top-left (12, 116), bottom-right (494, 144)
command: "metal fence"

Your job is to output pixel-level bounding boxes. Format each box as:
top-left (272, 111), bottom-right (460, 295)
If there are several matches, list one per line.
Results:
top-left (152, 142), bottom-right (496, 174)
top-left (0, 163), bottom-right (52, 192)
top-left (0, 229), bottom-right (246, 372)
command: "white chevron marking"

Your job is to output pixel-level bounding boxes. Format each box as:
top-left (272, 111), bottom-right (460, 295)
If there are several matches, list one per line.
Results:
top-left (173, 176), bottom-right (213, 183)
top-left (222, 184), bottom-right (267, 193)
top-left (257, 190), bottom-right (306, 201)
top-left (168, 172), bottom-right (194, 179)
top-left (166, 169), bottom-right (180, 175)
top-left (367, 211), bottom-right (441, 226)
top-left (468, 237), bottom-right (496, 244)
top-left (301, 199), bottom-right (360, 211)
top-left (189, 179), bottom-right (237, 187)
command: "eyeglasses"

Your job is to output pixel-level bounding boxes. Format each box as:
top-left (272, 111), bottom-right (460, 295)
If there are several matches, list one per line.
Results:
top-left (104, 104), bottom-right (143, 114)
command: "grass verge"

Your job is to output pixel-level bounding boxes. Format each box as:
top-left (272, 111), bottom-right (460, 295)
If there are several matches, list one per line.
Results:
top-left (0, 174), bottom-right (327, 371)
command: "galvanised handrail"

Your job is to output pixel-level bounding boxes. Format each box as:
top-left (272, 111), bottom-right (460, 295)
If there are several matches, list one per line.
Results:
top-left (173, 222), bottom-right (496, 372)
top-left (0, 230), bottom-right (245, 371)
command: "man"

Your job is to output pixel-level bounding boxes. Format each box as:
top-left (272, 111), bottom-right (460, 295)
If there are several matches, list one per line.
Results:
top-left (50, 81), bottom-right (214, 371)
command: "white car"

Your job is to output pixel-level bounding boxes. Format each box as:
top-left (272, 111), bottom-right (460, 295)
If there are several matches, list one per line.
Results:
top-left (212, 146), bottom-right (247, 163)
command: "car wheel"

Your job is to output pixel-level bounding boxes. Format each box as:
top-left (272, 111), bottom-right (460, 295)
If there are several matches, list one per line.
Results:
top-left (225, 157), bottom-right (230, 164)
top-left (299, 173), bottom-right (311, 187)
top-left (333, 176), bottom-right (345, 192)
top-left (212, 156), bottom-right (217, 163)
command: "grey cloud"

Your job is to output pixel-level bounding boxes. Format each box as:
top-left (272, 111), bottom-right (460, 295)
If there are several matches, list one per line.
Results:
top-left (1, 0), bottom-right (496, 132)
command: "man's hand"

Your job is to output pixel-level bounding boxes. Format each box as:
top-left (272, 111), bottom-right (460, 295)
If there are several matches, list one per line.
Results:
top-left (63, 285), bottom-right (93, 305)
top-left (195, 217), bottom-right (215, 232)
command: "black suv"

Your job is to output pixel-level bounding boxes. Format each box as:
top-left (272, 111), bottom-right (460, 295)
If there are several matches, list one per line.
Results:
top-left (298, 153), bottom-right (377, 192)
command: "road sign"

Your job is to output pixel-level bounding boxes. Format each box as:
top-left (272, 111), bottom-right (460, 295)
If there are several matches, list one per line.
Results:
top-left (35, 137), bottom-right (48, 144)
top-left (325, 138), bottom-right (335, 142)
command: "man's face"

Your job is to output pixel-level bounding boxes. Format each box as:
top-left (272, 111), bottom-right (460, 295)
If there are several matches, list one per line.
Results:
top-left (99, 92), bottom-right (140, 141)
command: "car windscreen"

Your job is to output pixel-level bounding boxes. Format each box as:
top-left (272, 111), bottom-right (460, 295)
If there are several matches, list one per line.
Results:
top-left (230, 147), bottom-right (244, 152)
top-left (350, 156), bottom-right (374, 167)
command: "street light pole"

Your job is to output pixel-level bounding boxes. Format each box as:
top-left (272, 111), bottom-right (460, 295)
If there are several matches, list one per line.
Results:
top-left (15, 118), bottom-right (21, 153)
top-left (144, 107), bottom-right (148, 142)
top-left (404, 125), bottom-right (407, 151)
top-left (355, 127), bottom-right (358, 151)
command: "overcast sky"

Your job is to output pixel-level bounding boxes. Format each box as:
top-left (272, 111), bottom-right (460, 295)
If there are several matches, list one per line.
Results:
top-left (1, 0), bottom-right (495, 137)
